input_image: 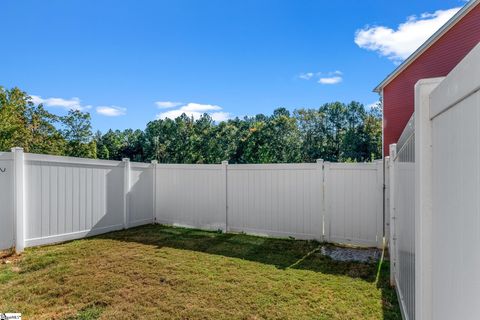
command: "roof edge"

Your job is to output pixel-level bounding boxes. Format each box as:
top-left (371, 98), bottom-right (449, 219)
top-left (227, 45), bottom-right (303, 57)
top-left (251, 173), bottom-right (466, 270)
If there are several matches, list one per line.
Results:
top-left (373, 0), bottom-right (480, 93)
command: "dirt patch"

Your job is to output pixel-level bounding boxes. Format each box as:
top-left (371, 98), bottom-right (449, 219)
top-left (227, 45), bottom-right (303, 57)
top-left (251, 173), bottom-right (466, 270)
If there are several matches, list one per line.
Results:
top-left (319, 245), bottom-right (381, 263)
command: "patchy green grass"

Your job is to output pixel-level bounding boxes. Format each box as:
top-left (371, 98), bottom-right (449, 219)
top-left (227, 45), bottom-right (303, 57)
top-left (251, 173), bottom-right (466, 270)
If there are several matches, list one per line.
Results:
top-left (0, 225), bottom-right (400, 319)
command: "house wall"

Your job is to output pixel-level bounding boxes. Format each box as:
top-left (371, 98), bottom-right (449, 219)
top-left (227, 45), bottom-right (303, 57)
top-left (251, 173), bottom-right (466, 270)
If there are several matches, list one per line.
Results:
top-left (383, 3), bottom-right (480, 155)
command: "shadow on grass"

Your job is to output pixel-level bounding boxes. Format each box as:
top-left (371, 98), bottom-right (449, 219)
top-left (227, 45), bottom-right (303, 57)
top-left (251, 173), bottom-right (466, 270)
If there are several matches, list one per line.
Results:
top-left (95, 224), bottom-right (379, 280)
top-left (94, 224), bottom-right (401, 319)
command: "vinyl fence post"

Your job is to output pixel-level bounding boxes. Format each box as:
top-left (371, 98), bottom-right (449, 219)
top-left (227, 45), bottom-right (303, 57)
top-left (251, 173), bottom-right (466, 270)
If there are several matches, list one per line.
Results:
top-left (389, 144), bottom-right (397, 286)
top-left (151, 160), bottom-right (158, 224)
top-left (319, 159), bottom-right (329, 242)
top-left (316, 159), bottom-right (325, 241)
top-left (222, 160), bottom-right (229, 233)
top-left (384, 156), bottom-right (390, 250)
top-left (376, 159), bottom-right (384, 249)
top-left (12, 147), bottom-right (25, 253)
top-left (122, 158), bottom-right (131, 229)
top-left (415, 78), bottom-right (442, 320)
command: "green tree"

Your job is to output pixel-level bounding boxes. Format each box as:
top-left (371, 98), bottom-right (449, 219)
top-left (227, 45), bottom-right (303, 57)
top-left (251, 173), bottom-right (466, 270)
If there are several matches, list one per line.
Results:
top-left (0, 87), bottom-right (66, 154)
top-left (1, 85), bottom-right (383, 164)
top-left (61, 110), bottom-right (96, 158)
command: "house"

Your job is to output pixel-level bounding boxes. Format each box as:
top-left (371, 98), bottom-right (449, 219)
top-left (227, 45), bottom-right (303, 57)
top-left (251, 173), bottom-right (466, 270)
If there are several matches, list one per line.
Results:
top-left (375, 0), bottom-right (480, 156)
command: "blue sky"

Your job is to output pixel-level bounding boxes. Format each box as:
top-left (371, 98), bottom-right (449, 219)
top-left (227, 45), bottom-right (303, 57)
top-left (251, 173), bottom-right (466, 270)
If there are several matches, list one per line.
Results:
top-left (0, 0), bottom-right (467, 132)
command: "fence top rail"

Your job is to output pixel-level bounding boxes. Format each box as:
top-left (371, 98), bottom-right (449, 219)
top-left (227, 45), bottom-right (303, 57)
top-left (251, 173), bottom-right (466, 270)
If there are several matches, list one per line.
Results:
top-left (155, 164), bottom-right (222, 170)
top-left (395, 113), bottom-right (415, 157)
top-left (228, 163), bottom-right (319, 170)
top-left (130, 162), bottom-right (153, 169)
top-left (25, 153), bottom-right (124, 167)
top-left (327, 162), bottom-right (379, 170)
top-left (0, 152), bottom-right (13, 160)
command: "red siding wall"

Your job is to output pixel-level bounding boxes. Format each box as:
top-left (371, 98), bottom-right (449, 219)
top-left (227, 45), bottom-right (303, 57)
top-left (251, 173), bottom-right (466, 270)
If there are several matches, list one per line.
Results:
top-left (383, 4), bottom-right (480, 155)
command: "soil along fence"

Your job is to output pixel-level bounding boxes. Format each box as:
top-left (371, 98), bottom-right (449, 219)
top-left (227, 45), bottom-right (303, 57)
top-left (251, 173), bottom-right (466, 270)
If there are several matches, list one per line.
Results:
top-left (389, 43), bottom-right (480, 320)
top-left (0, 153), bottom-right (384, 252)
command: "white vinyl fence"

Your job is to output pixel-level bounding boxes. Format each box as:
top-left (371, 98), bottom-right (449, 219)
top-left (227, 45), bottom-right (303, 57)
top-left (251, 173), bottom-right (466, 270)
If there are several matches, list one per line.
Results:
top-left (0, 151), bottom-right (384, 252)
top-left (389, 115), bottom-right (416, 320)
top-left (0, 152), bottom-right (14, 250)
top-left (6, 153), bottom-right (155, 249)
top-left (154, 161), bottom-right (383, 246)
top-left (154, 163), bottom-right (227, 231)
top-left (390, 42), bottom-right (480, 320)
top-left (325, 162), bottom-right (384, 247)
top-left (226, 163), bottom-right (323, 240)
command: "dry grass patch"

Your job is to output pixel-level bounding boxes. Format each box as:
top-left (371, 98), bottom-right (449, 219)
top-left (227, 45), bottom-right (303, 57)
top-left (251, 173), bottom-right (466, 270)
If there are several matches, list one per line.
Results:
top-left (0, 225), bottom-right (400, 319)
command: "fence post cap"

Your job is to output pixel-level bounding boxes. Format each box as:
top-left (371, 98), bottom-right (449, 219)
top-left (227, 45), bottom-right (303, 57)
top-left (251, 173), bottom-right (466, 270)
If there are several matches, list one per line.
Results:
top-left (316, 159), bottom-right (324, 164)
top-left (11, 147), bottom-right (24, 152)
top-left (221, 160), bottom-right (228, 165)
top-left (151, 160), bottom-right (158, 164)
top-left (122, 158), bottom-right (130, 162)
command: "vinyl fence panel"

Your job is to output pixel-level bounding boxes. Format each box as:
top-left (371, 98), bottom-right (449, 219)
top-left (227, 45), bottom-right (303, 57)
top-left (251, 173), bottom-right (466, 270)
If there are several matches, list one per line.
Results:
top-left (393, 134), bottom-right (415, 320)
top-left (23, 154), bottom-right (126, 247)
top-left (128, 163), bottom-right (155, 227)
top-left (324, 162), bottom-right (383, 247)
top-left (154, 164), bottom-right (227, 231)
top-left (0, 152), bottom-right (14, 250)
top-left (227, 163), bottom-right (323, 240)
top-left (428, 43), bottom-right (480, 320)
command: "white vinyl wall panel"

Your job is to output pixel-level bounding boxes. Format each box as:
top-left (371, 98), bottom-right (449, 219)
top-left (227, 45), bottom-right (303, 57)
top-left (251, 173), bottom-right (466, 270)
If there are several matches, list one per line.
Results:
top-left (394, 147), bottom-right (415, 320)
top-left (227, 164), bottom-right (323, 240)
top-left (431, 89), bottom-right (480, 320)
top-left (24, 154), bottom-right (125, 247)
top-left (325, 163), bottom-right (383, 247)
top-left (155, 165), bottom-right (226, 231)
top-left (0, 152), bottom-right (14, 250)
top-left (129, 163), bottom-right (154, 227)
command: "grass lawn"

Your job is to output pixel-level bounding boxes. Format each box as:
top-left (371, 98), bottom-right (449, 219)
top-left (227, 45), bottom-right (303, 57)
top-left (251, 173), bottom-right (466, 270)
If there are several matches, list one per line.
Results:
top-left (0, 225), bottom-right (400, 319)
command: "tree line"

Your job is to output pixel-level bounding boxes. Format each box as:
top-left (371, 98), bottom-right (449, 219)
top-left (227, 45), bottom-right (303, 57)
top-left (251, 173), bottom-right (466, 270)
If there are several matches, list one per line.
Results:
top-left (0, 86), bottom-right (382, 163)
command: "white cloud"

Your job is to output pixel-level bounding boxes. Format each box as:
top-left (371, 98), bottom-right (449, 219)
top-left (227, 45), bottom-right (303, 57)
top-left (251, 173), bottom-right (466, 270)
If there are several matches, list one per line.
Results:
top-left (155, 101), bottom-right (183, 109)
top-left (31, 94), bottom-right (127, 116)
top-left (96, 106), bottom-right (127, 117)
top-left (298, 72), bottom-right (314, 80)
top-left (355, 7), bottom-right (461, 62)
top-left (30, 95), bottom-right (92, 111)
top-left (298, 70), bottom-right (343, 84)
top-left (156, 102), bottom-right (231, 122)
top-left (318, 76), bottom-right (342, 85)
